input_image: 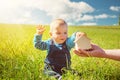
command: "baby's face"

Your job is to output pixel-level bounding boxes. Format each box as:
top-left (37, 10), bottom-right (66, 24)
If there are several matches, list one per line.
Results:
top-left (51, 25), bottom-right (68, 44)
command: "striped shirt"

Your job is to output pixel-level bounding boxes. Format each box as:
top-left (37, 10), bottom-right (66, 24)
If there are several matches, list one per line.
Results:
top-left (33, 33), bottom-right (76, 54)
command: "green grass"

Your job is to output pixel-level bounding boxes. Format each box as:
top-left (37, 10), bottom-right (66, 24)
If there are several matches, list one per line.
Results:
top-left (0, 24), bottom-right (120, 80)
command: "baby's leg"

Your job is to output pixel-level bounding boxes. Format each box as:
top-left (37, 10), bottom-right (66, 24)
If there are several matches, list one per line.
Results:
top-left (44, 64), bottom-right (62, 79)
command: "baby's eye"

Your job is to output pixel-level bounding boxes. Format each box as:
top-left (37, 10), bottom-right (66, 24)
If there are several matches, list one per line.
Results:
top-left (64, 32), bottom-right (67, 34)
top-left (56, 32), bottom-right (61, 35)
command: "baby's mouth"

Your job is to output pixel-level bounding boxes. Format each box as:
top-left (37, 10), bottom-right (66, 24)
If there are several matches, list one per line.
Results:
top-left (60, 39), bottom-right (65, 40)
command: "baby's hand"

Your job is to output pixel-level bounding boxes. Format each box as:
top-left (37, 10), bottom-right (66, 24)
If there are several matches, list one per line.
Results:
top-left (36, 25), bottom-right (46, 35)
top-left (76, 32), bottom-right (86, 40)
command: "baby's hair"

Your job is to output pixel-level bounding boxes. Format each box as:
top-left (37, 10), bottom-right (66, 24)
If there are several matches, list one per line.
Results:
top-left (50, 19), bottom-right (67, 32)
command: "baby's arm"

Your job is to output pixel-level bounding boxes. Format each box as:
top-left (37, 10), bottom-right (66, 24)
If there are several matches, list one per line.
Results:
top-left (33, 25), bottom-right (48, 50)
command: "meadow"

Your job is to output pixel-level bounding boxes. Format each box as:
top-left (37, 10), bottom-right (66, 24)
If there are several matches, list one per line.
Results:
top-left (0, 24), bottom-right (120, 80)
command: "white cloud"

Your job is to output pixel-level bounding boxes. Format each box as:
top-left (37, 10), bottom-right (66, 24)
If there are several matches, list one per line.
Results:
top-left (95, 14), bottom-right (116, 19)
top-left (110, 6), bottom-right (120, 11)
top-left (76, 14), bottom-right (116, 22)
top-left (0, 0), bottom-right (117, 25)
top-left (31, 0), bottom-right (95, 23)
top-left (95, 14), bottom-right (108, 19)
top-left (113, 23), bottom-right (118, 25)
top-left (81, 22), bottom-right (97, 26)
top-left (80, 15), bottom-right (94, 21)
top-left (0, 0), bottom-right (95, 24)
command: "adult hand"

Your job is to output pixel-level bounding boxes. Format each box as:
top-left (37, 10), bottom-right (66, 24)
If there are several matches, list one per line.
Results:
top-left (73, 44), bottom-right (106, 58)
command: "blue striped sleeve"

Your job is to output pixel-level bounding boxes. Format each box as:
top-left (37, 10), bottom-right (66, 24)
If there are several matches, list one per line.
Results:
top-left (33, 34), bottom-right (49, 50)
top-left (66, 32), bottom-right (76, 50)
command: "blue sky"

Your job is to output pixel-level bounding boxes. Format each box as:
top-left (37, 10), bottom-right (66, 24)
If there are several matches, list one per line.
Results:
top-left (0, 0), bottom-right (120, 25)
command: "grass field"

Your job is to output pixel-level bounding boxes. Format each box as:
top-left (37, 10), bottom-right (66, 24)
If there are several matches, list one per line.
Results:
top-left (0, 24), bottom-right (120, 80)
